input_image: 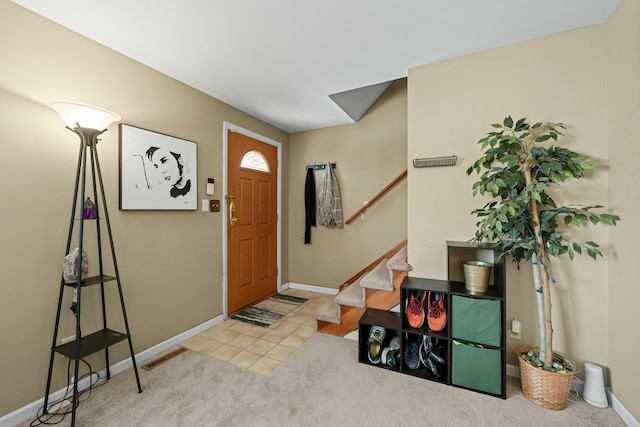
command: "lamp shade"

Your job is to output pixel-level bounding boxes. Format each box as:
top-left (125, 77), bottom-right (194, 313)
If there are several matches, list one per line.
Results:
top-left (49, 101), bottom-right (121, 130)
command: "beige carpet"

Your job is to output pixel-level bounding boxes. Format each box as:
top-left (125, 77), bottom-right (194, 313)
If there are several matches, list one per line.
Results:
top-left (20, 333), bottom-right (626, 426)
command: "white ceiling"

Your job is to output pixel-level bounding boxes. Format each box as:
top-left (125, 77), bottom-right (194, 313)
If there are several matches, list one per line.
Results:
top-left (12, 0), bottom-right (622, 133)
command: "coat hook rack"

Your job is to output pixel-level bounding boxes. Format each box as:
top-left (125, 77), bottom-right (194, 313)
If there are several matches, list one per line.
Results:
top-left (412, 154), bottom-right (457, 168)
top-left (306, 162), bottom-right (336, 171)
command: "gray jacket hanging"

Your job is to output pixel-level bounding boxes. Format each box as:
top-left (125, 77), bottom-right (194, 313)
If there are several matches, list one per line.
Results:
top-left (317, 162), bottom-right (343, 228)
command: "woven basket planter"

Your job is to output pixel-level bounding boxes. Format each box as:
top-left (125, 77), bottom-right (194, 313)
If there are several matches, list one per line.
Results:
top-left (517, 347), bottom-right (575, 410)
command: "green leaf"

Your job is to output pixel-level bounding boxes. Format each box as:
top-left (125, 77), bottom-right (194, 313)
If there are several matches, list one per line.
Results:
top-left (572, 243), bottom-right (582, 254)
top-left (531, 147), bottom-right (548, 158)
top-left (601, 214), bottom-right (618, 225)
top-left (491, 123), bottom-right (502, 128)
top-left (536, 134), bottom-right (551, 142)
top-left (514, 118), bottom-right (528, 131)
top-left (549, 162), bottom-right (562, 172)
top-left (504, 116), bottom-right (514, 128)
top-left (532, 192), bottom-right (542, 203)
top-left (580, 161), bottom-right (595, 170)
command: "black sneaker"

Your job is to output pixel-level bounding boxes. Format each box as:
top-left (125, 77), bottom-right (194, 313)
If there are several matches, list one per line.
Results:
top-left (404, 334), bottom-right (420, 369)
top-left (381, 335), bottom-right (401, 368)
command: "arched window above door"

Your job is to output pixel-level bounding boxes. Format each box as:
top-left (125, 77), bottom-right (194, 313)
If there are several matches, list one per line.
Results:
top-left (240, 150), bottom-right (270, 172)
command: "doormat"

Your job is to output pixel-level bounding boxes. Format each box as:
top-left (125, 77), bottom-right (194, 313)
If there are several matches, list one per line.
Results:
top-left (232, 294), bottom-right (308, 328)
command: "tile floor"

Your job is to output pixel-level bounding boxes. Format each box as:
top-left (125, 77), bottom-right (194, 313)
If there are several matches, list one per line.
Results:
top-left (180, 289), bottom-right (333, 375)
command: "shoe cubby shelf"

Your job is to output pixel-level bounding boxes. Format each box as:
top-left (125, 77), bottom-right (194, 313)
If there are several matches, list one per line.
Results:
top-left (358, 241), bottom-right (507, 399)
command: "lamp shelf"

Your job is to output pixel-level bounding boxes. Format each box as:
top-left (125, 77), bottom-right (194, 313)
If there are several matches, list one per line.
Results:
top-left (63, 274), bottom-right (116, 288)
top-left (54, 328), bottom-right (129, 359)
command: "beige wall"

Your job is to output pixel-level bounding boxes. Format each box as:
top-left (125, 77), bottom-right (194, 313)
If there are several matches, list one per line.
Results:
top-left (408, 3), bottom-right (638, 420)
top-left (607, 0), bottom-right (640, 420)
top-left (288, 79), bottom-right (407, 288)
top-left (0, 2), bottom-right (287, 416)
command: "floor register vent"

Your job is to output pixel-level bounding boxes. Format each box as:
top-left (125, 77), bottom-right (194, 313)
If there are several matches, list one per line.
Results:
top-left (141, 347), bottom-right (188, 371)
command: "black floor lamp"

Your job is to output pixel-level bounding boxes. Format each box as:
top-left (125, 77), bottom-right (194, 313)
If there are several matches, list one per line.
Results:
top-left (42, 101), bottom-right (141, 427)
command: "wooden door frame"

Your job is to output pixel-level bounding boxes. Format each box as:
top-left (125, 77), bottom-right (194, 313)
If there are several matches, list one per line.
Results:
top-left (222, 121), bottom-right (282, 320)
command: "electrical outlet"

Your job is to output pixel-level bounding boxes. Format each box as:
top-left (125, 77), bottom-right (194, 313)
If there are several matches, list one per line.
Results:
top-left (508, 319), bottom-right (521, 339)
top-left (59, 335), bottom-right (76, 358)
top-left (61, 335), bottom-right (76, 345)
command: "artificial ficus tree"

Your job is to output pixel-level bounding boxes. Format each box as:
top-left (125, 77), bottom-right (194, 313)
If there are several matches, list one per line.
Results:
top-left (466, 116), bottom-right (619, 369)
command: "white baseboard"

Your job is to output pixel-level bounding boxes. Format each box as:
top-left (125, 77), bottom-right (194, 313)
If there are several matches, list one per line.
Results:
top-left (0, 315), bottom-right (223, 427)
top-left (506, 363), bottom-right (520, 378)
top-left (286, 282), bottom-right (339, 295)
top-left (610, 389), bottom-right (640, 427)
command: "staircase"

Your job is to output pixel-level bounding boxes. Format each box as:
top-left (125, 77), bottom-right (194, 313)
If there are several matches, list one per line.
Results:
top-left (313, 240), bottom-right (410, 336)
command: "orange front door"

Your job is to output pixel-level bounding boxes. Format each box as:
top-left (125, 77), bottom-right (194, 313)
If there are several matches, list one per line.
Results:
top-left (227, 131), bottom-right (278, 315)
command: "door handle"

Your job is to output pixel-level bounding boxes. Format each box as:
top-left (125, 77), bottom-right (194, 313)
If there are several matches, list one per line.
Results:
top-left (228, 196), bottom-right (238, 226)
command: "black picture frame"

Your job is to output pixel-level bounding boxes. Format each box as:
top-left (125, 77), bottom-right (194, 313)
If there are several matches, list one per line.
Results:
top-left (119, 124), bottom-right (197, 210)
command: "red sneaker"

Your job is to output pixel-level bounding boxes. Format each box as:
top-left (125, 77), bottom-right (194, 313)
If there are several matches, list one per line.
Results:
top-left (406, 290), bottom-right (426, 328)
top-left (427, 292), bottom-right (447, 331)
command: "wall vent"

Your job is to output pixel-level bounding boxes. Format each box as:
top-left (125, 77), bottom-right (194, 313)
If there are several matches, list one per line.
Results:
top-left (413, 155), bottom-right (457, 168)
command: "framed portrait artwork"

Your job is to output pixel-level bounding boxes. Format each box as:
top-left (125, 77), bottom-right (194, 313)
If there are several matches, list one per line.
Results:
top-left (119, 124), bottom-right (197, 210)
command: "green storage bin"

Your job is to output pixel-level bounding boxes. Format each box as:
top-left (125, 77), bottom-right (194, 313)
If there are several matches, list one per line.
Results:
top-left (451, 295), bottom-right (501, 347)
top-left (451, 340), bottom-right (502, 395)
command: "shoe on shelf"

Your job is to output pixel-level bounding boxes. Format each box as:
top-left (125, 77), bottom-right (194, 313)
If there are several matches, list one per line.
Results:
top-left (427, 292), bottom-right (447, 332)
top-left (419, 335), bottom-right (433, 368)
top-left (381, 334), bottom-right (401, 368)
top-left (382, 347), bottom-right (400, 368)
top-left (404, 333), bottom-right (420, 370)
top-left (429, 346), bottom-right (447, 366)
top-left (406, 290), bottom-right (426, 328)
top-left (424, 353), bottom-right (441, 377)
top-left (388, 334), bottom-right (401, 351)
top-left (367, 326), bottom-right (386, 364)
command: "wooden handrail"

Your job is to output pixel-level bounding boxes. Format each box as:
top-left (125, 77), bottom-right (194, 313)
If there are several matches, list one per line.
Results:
top-left (345, 169), bottom-right (407, 225)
